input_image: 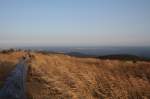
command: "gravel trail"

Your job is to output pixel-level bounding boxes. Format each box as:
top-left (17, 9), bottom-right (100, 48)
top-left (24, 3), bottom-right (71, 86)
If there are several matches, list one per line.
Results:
top-left (0, 56), bottom-right (29, 99)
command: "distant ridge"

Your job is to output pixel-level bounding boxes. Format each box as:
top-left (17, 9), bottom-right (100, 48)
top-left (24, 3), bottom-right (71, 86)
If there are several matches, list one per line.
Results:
top-left (66, 52), bottom-right (93, 58)
top-left (98, 54), bottom-right (150, 61)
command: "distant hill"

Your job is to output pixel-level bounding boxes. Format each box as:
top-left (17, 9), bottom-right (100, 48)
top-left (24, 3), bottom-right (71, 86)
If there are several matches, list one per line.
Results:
top-left (66, 52), bottom-right (150, 61)
top-left (98, 54), bottom-right (150, 61)
top-left (66, 52), bottom-right (94, 58)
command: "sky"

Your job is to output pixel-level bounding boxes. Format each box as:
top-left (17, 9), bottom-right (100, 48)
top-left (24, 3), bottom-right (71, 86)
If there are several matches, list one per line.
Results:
top-left (0, 0), bottom-right (150, 47)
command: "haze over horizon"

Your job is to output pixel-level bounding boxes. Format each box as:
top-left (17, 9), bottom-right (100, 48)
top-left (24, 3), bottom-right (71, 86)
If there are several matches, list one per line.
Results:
top-left (0, 0), bottom-right (150, 48)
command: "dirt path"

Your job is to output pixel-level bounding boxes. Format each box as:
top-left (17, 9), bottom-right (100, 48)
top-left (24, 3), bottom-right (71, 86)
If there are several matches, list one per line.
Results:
top-left (0, 56), bottom-right (29, 99)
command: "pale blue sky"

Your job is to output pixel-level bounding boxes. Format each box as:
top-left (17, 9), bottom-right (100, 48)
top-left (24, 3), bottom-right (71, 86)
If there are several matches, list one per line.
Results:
top-left (0, 0), bottom-right (150, 47)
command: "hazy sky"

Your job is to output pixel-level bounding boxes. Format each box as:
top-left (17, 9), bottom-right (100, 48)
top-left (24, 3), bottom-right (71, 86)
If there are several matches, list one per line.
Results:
top-left (0, 0), bottom-right (150, 47)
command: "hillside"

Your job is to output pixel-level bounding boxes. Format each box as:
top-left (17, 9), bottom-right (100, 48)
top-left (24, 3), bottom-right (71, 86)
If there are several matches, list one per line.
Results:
top-left (0, 51), bottom-right (150, 99)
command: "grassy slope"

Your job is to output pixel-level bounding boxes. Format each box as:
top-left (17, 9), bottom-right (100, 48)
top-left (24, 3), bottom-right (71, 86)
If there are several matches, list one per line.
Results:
top-left (27, 53), bottom-right (150, 99)
top-left (0, 51), bottom-right (150, 99)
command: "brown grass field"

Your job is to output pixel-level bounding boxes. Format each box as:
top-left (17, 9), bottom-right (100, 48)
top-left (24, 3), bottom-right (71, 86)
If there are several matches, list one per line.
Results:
top-left (0, 51), bottom-right (150, 99)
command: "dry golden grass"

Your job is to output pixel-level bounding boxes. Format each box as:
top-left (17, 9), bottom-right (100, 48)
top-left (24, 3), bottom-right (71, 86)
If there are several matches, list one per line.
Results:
top-left (26, 53), bottom-right (150, 99)
top-left (0, 51), bottom-right (150, 99)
